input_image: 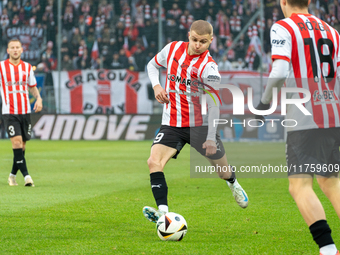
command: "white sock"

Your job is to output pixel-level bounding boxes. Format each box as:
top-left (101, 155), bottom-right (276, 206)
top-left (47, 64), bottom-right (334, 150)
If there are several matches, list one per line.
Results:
top-left (320, 244), bottom-right (337, 255)
top-left (24, 175), bottom-right (31, 181)
top-left (158, 205), bottom-right (169, 213)
top-left (9, 173), bottom-right (16, 177)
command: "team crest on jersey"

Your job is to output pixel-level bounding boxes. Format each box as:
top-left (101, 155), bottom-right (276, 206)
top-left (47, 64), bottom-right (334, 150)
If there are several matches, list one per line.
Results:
top-left (181, 63), bottom-right (189, 69)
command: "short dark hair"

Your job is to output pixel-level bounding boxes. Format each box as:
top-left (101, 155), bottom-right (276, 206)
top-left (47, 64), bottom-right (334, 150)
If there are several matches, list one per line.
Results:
top-left (287, 0), bottom-right (309, 8)
top-left (7, 39), bottom-right (22, 48)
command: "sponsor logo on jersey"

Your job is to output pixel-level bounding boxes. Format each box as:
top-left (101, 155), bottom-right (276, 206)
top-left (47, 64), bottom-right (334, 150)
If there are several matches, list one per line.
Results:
top-left (313, 90), bottom-right (337, 105)
top-left (272, 39), bottom-right (286, 45)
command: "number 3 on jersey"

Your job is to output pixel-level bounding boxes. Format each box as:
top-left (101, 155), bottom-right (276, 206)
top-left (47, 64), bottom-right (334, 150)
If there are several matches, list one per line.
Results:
top-left (304, 38), bottom-right (334, 83)
top-left (154, 133), bottom-right (164, 143)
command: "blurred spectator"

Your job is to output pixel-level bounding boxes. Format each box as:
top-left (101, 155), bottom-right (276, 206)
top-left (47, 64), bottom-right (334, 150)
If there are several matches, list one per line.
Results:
top-left (123, 23), bottom-right (139, 47)
top-left (179, 10), bottom-right (193, 41)
top-left (18, 7), bottom-right (25, 23)
top-left (61, 54), bottom-right (73, 71)
top-left (24, 1), bottom-right (32, 20)
top-left (77, 15), bottom-right (86, 36)
top-left (11, 14), bottom-right (21, 27)
top-left (41, 41), bottom-right (57, 71)
top-left (94, 8), bottom-right (106, 38)
top-left (245, 45), bottom-right (260, 71)
top-left (61, 36), bottom-right (70, 58)
top-left (86, 27), bottom-right (96, 50)
top-left (42, 5), bottom-right (56, 43)
top-left (11, 5), bottom-right (20, 19)
top-left (80, 0), bottom-right (91, 16)
top-left (115, 21), bottom-right (125, 50)
top-left (218, 55), bottom-right (233, 71)
top-left (1, 8), bottom-right (10, 34)
top-left (234, 34), bottom-right (246, 59)
top-left (133, 42), bottom-right (147, 71)
top-left (165, 15), bottom-right (178, 42)
top-left (135, 5), bottom-right (145, 35)
top-left (233, 58), bottom-right (246, 70)
top-left (118, 48), bottom-right (129, 68)
top-left (230, 10), bottom-right (242, 38)
top-left (63, 1), bottom-right (75, 41)
top-left (78, 39), bottom-right (87, 58)
top-left (127, 56), bottom-right (138, 71)
top-left (110, 52), bottom-right (123, 69)
top-left (70, 27), bottom-right (82, 57)
top-left (143, 19), bottom-right (157, 47)
top-left (152, 2), bottom-right (165, 24)
top-left (77, 48), bottom-right (91, 69)
top-left (192, 1), bottom-right (204, 20)
top-left (91, 57), bottom-right (101, 70)
top-left (215, 11), bottom-right (230, 45)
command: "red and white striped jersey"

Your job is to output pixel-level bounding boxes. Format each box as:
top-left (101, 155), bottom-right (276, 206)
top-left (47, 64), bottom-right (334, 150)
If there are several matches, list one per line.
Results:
top-left (0, 59), bottom-right (37, 115)
top-left (153, 41), bottom-right (220, 127)
top-left (271, 13), bottom-right (340, 131)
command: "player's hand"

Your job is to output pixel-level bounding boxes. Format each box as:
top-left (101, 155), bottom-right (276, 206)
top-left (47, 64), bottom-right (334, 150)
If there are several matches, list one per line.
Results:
top-left (33, 98), bottom-right (43, 113)
top-left (255, 101), bottom-right (270, 122)
top-left (202, 140), bottom-right (217, 157)
top-left (153, 84), bottom-right (169, 104)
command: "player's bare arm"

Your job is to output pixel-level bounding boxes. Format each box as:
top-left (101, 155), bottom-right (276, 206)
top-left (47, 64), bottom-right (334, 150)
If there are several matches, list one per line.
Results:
top-left (29, 86), bottom-right (43, 113)
top-left (153, 84), bottom-right (169, 104)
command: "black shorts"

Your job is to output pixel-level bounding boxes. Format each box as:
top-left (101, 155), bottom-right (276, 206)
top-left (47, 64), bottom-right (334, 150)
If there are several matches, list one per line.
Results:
top-left (2, 114), bottom-right (32, 141)
top-left (152, 125), bottom-right (225, 160)
top-left (286, 128), bottom-right (340, 177)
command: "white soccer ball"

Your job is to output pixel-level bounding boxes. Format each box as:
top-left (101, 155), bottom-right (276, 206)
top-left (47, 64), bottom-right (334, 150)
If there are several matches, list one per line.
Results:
top-left (156, 212), bottom-right (188, 241)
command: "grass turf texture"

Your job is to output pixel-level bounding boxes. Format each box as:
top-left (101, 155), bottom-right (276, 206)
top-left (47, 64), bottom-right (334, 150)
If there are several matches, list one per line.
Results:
top-left (0, 140), bottom-right (339, 255)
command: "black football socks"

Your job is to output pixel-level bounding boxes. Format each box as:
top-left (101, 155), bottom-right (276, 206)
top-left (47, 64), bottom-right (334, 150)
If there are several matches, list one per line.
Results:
top-left (11, 149), bottom-right (25, 175)
top-left (309, 220), bottom-right (334, 249)
top-left (226, 165), bottom-right (236, 184)
top-left (150, 171), bottom-right (168, 207)
top-left (13, 148), bottom-right (29, 177)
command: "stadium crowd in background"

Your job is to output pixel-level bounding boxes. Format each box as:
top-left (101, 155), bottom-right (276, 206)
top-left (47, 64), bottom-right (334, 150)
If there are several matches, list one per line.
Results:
top-left (0, 0), bottom-right (338, 74)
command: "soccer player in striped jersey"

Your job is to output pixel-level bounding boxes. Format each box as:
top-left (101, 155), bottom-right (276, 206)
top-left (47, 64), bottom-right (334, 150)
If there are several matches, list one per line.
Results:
top-left (143, 20), bottom-right (249, 224)
top-left (256, 0), bottom-right (340, 254)
top-left (0, 39), bottom-right (42, 187)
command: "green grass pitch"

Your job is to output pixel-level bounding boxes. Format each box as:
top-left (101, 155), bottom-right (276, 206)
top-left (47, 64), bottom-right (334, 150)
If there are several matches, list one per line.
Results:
top-left (0, 140), bottom-right (339, 254)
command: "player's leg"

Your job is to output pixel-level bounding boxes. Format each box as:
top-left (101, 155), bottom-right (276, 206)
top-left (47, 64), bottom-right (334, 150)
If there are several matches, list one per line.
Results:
top-left (207, 155), bottom-right (248, 208)
top-left (143, 126), bottom-right (185, 223)
top-left (10, 141), bottom-right (26, 176)
top-left (190, 127), bottom-right (248, 208)
top-left (289, 175), bottom-right (325, 225)
top-left (9, 114), bottom-right (34, 186)
top-left (289, 175), bottom-right (338, 255)
top-left (317, 175), bottom-right (340, 255)
top-left (10, 136), bottom-right (31, 179)
top-left (317, 175), bottom-right (340, 219)
top-left (144, 144), bottom-right (177, 223)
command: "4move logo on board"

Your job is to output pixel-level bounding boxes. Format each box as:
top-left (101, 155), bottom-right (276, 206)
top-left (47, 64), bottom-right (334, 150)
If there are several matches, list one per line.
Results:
top-left (33, 115), bottom-right (151, 140)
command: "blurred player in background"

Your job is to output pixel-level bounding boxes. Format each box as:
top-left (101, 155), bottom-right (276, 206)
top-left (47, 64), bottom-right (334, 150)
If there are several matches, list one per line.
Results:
top-left (143, 20), bottom-right (249, 224)
top-left (256, 0), bottom-right (340, 254)
top-left (0, 39), bottom-right (43, 187)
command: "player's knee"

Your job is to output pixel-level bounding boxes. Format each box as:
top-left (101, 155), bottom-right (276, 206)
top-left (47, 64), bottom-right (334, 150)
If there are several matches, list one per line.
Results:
top-left (147, 157), bottom-right (163, 172)
top-left (12, 139), bottom-right (22, 148)
top-left (288, 182), bottom-right (299, 198)
top-left (317, 178), bottom-right (340, 197)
